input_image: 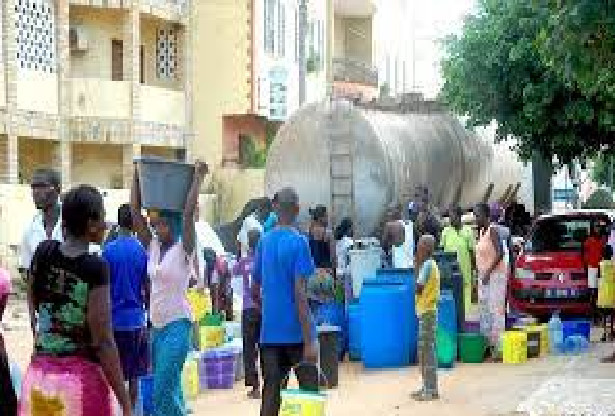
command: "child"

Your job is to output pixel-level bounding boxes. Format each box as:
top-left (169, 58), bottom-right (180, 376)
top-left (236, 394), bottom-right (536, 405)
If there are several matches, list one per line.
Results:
top-left (232, 229), bottom-right (262, 399)
top-left (412, 235), bottom-right (440, 402)
top-left (0, 267), bottom-right (17, 415)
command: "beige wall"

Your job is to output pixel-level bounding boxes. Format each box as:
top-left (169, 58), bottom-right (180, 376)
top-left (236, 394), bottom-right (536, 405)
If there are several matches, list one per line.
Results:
top-left (142, 145), bottom-right (177, 159)
top-left (18, 139), bottom-right (57, 184)
top-left (71, 78), bottom-right (131, 118)
top-left (139, 86), bottom-right (186, 125)
top-left (192, 0), bottom-right (251, 167)
top-left (71, 143), bottom-right (123, 188)
top-left (213, 168), bottom-right (265, 222)
top-left (333, 16), bottom-right (373, 65)
top-left (70, 7), bottom-right (128, 80)
top-left (16, 71), bottom-right (59, 114)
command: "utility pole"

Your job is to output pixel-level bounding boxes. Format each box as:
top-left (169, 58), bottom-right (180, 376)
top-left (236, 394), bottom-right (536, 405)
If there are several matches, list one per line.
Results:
top-left (298, 0), bottom-right (308, 105)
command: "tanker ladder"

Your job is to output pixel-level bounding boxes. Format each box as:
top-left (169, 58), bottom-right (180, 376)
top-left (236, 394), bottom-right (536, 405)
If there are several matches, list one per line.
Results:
top-left (326, 99), bottom-right (357, 234)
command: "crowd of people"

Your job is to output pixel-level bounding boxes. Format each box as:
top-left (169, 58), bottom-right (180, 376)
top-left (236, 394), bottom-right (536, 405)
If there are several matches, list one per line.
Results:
top-left (4, 164), bottom-right (615, 416)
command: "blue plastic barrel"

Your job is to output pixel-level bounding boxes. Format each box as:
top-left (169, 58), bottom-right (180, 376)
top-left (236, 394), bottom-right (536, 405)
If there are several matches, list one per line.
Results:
top-left (360, 269), bottom-right (414, 369)
top-left (438, 290), bottom-right (457, 333)
top-left (437, 290), bottom-right (457, 368)
top-left (348, 303), bottom-right (361, 361)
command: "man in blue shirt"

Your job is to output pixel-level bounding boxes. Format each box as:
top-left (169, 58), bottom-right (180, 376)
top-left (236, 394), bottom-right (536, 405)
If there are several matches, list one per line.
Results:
top-left (253, 188), bottom-right (317, 416)
top-left (102, 204), bottom-right (150, 409)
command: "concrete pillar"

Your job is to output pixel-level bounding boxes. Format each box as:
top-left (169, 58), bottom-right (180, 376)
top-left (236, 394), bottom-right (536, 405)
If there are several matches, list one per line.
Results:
top-left (56, 0), bottom-right (72, 186)
top-left (7, 135), bottom-right (19, 184)
top-left (123, 144), bottom-right (141, 188)
top-left (183, 1), bottom-right (194, 161)
top-left (53, 140), bottom-right (71, 189)
top-left (125, 1), bottom-right (142, 179)
top-left (3, 0), bottom-right (18, 183)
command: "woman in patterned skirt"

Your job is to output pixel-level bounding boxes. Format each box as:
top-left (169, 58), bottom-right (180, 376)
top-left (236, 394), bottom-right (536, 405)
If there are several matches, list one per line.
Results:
top-left (19, 185), bottom-right (131, 416)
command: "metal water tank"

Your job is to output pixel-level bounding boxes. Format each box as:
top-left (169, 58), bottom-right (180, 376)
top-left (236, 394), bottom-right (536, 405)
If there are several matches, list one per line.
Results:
top-left (265, 101), bottom-right (523, 235)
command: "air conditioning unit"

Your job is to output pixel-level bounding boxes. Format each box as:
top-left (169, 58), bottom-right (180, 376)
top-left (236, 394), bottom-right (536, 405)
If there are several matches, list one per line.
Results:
top-left (69, 26), bottom-right (89, 52)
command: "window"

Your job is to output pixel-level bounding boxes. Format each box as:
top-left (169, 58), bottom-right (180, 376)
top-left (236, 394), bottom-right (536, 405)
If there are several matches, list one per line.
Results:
top-left (277, 2), bottom-right (286, 57)
top-left (264, 0), bottom-right (276, 54)
top-left (111, 39), bottom-right (123, 81)
top-left (156, 27), bottom-right (178, 80)
top-left (529, 215), bottom-right (611, 253)
top-left (294, 8), bottom-right (299, 62)
top-left (15, 0), bottom-right (55, 73)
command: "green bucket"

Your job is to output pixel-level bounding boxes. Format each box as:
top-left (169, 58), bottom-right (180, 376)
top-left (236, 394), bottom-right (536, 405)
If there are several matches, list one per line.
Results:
top-left (436, 329), bottom-right (457, 368)
top-left (200, 312), bottom-right (223, 327)
top-left (458, 332), bottom-right (486, 363)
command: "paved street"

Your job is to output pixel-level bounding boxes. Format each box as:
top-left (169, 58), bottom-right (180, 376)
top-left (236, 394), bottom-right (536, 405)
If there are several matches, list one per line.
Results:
top-left (4, 299), bottom-right (615, 416)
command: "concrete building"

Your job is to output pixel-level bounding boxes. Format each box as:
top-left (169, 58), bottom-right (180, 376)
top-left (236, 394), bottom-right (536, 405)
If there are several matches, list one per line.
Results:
top-left (0, 0), bottom-right (192, 189)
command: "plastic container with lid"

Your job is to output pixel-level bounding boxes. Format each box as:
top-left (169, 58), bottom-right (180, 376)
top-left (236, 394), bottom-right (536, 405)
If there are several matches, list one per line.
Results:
top-left (360, 270), bottom-right (414, 368)
top-left (458, 333), bottom-right (486, 363)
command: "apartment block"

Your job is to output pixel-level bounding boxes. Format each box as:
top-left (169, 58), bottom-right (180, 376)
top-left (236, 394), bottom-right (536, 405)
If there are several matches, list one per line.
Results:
top-left (0, 0), bottom-right (192, 189)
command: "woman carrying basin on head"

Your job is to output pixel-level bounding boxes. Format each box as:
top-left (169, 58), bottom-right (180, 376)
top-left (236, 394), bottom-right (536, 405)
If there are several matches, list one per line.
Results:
top-left (131, 160), bottom-right (209, 416)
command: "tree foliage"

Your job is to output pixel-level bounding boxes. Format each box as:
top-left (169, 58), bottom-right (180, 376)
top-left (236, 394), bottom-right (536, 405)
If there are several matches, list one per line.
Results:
top-left (592, 154), bottom-right (615, 186)
top-left (583, 188), bottom-right (614, 209)
top-left (440, 0), bottom-right (615, 164)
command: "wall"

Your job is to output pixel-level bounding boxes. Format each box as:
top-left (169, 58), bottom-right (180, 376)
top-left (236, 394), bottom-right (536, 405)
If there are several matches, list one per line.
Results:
top-left (18, 138), bottom-right (57, 183)
top-left (71, 143), bottom-right (123, 188)
top-left (213, 168), bottom-right (265, 222)
top-left (0, 136), bottom-right (7, 183)
top-left (141, 145), bottom-right (177, 159)
top-left (333, 16), bottom-right (372, 65)
top-left (139, 86), bottom-right (186, 125)
top-left (70, 6), bottom-right (128, 80)
top-left (192, 0), bottom-right (251, 167)
top-left (71, 78), bottom-right (131, 118)
top-left (16, 71), bottom-right (59, 114)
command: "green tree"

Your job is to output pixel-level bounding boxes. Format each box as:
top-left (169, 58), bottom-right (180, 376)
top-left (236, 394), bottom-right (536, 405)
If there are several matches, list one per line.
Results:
top-left (592, 154), bottom-right (615, 187)
top-left (536, 1), bottom-right (615, 106)
top-left (440, 0), bottom-right (614, 164)
top-left (583, 188), bottom-right (614, 209)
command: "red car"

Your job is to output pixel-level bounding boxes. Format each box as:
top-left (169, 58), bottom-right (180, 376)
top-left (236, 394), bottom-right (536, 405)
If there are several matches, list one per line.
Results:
top-left (510, 211), bottom-right (612, 316)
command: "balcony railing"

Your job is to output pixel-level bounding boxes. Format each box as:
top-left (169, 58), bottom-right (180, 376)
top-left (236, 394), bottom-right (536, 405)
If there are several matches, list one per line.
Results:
top-left (71, 78), bottom-right (130, 119)
top-left (139, 86), bottom-right (186, 127)
top-left (333, 57), bottom-right (378, 86)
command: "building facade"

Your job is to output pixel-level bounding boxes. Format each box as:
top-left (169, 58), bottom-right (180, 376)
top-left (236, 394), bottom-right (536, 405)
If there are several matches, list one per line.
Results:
top-left (0, 0), bottom-right (192, 189)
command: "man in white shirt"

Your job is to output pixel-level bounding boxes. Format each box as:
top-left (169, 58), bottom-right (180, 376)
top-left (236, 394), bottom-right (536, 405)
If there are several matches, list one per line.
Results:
top-left (19, 169), bottom-right (63, 275)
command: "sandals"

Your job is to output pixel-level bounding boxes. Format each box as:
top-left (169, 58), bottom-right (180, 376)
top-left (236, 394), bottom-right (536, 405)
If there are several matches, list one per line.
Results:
top-left (411, 390), bottom-right (440, 402)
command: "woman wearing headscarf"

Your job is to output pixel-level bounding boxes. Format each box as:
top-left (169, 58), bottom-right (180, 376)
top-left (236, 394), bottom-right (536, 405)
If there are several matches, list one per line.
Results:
top-left (474, 203), bottom-right (507, 361)
top-left (131, 161), bottom-right (208, 416)
top-left (440, 207), bottom-right (476, 314)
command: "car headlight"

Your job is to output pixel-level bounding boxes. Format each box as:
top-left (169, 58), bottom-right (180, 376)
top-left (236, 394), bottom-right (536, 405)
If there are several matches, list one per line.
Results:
top-left (516, 269), bottom-right (535, 280)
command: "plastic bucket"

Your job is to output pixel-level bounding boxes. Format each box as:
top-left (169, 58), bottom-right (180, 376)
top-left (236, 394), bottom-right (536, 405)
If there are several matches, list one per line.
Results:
top-left (436, 328), bottom-right (456, 368)
top-left (458, 333), bottom-right (486, 363)
top-left (503, 331), bottom-right (527, 364)
top-left (348, 303), bottom-right (361, 361)
top-left (136, 157), bottom-right (194, 212)
top-left (280, 390), bottom-right (326, 416)
top-left (182, 353), bottom-right (200, 400)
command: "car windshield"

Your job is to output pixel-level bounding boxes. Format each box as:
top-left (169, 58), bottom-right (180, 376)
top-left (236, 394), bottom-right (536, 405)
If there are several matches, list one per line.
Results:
top-left (528, 215), bottom-right (610, 253)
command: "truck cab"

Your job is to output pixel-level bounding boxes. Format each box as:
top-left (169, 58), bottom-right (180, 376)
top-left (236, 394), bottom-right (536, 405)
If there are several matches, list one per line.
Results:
top-left (510, 211), bottom-right (612, 316)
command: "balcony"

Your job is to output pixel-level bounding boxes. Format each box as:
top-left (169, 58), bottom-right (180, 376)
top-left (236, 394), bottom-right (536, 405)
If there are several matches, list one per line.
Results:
top-left (333, 57), bottom-right (378, 86)
top-left (139, 86), bottom-right (186, 127)
top-left (140, 0), bottom-right (188, 21)
top-left (71, 78), bottom-right (130, 119)
top-left (334, 0), bottom-right (376, 17)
